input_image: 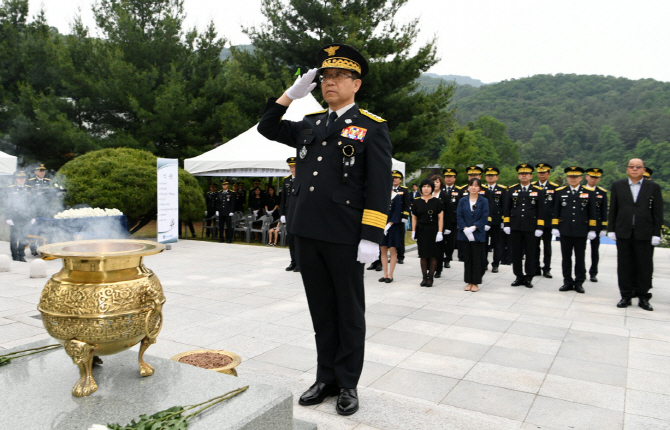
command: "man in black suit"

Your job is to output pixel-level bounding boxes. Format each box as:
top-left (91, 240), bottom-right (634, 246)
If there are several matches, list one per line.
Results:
top-left (257, 44), bottom-right (392, 415)
top-left (608, 158), bottom-right (663, 311)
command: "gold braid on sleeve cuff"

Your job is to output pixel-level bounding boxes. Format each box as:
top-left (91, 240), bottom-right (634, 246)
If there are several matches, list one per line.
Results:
top-left (503, 217), bottom-right (510, 223)
top-left (537, 219), bottom-right (545, 226)
top-left (552, 219), bottom-right (559, 225)
top-left (589, 219), bottom-right (596, 226)
top-left (362, 209), bottom-right (388, 229)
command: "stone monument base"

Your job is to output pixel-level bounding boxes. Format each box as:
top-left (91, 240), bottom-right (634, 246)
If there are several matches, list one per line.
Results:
top-left (1, 339), bottom-right (315, 430)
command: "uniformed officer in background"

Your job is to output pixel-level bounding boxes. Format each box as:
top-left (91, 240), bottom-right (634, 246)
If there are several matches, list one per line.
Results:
top-left (643, 167), bottom-right (653, 179)
top-left (484, 167), bottom-right (506, 273)
top-left (552, 167), bottom-right (597, 293)
top-left (533, 163), bottom-right (558, 278)
top-left (392, 170), bottom-right (410, 264)
top-left (503, 164), bottom-right (545, 288)
top-left (28, 164), bottom-right (54, 255)
top-left (281, 157), bottom-right (299, 272)
top-left (441, 168), bottom-right (460, 268)
top-left (236, 182), bottom-right (247, 213)
top-left (216, 179), bottom-right (236, 243)
top-left (205, 183), bottom-right (218, 238)
top-left (257, 44), bottom-right (392, 416)
top-left (5, 171), bottom-right (34, 262)
top-left (585, 168), bottom-right (608, 282)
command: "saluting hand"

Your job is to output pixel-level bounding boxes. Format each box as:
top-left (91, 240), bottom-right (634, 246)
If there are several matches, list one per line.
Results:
top-left (285, 68), bottom-right (318, 100)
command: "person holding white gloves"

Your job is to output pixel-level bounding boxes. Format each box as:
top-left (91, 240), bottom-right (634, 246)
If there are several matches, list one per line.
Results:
top-left (457, 178), bottom-right (490, 292)
top-left (411, 178), bottom-right (444, 287)
top-left (379, 176), bottom-right (403, 283)
top-left (551, 167), bottom-right (598, 294)
top-left (257, 44), bottom-right (392, 416)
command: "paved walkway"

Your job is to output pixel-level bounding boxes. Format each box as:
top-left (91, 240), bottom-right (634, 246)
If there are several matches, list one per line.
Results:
top-left (1, 239), bottom-right (669, 430)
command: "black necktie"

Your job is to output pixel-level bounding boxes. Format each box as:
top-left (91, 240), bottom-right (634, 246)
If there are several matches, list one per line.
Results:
top-left (326, 111), bottom-right (338, 132)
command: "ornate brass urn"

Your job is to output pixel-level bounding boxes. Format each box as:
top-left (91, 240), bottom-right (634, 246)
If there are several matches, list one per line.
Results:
top-left (37, 239), bottom-right (166, 397)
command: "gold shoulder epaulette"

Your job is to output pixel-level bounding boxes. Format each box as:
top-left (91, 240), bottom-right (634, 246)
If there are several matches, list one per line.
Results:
top-left (414, 196), bottom-right (421, 200)
top-left (556, 186), bottom-right (567, 191)
top-left (498, 185), bottom-right (508, 189)
top-left (283, 174), bottom-right (291, 179)
top-left (597, 186), bottom-right (608, 192)
top-left (531, 181), bottom-right (537, 185)
top-left (481, 184), bottom-right (489, 189)
top-left (583, 185), bottom-right (594, 191)
top-left (359, 109), bottom-right (386, 123)
top-left (549, 181), bottom-right (558, 187)
top-left (533, 185), bottom-right (543, 191)
top-left (7, 184), bottom-right (15, 188)
top-left (28, 178), bottom-right (35, 181)
top-left (456, 185), bottom-right (466, 190)
top-left (510, 183), bottom-right (519, 188)
top-left (306, 109), bottom-right (327, 116)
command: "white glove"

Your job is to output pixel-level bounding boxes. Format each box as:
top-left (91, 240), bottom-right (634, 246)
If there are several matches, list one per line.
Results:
top-left (205, 211), bottom-right (208, 216)
top-left (281, 215), bottom-right (286, 223)
top-left (552, 229), bottom-right (560, 238)
top-left (436, 232), bottom-right (443, 242)
top-left (253, 210), bottom-right (258, 216)
top-left (444, 229), bottom-right (451, 235)
top-left (587, 231), bottom-right (597, 241)
top-left (216, 211), bottom-right (219, 216)
top-left (384, 223), bottom-right (392, 236)
top-left (465, 230), bottom-right (475, 242)
top-left (411, 231), bottom-right (416, 241)
top-left (401, 218), bottom-right (408, 224)
top-left (357, 239), bottom-right (380, 264)
top-left (285, 68), bottom-right (318, 100)
top-left (608, 232), bottom-right (616, 241)
top-left (485, 225), bottom-right (491, 231)
top-left (30, 219), bottom-right (35, 224)
top-left (504, 227), bottom-right (511, 235)
top-left (500, 223), bottom-right (504, 228)
top-left (6, 220), bottom-right (13, 226)
top-left (652, 236), bottom-right (661, 246)
top-left (599, 230), bottom-right (606, 237)
top-left (229, 213), bottom-right (233, 216)
top-left (267, 210), bottom-right (274, 215)
top-left (535, 229), bottom-right (543, 237)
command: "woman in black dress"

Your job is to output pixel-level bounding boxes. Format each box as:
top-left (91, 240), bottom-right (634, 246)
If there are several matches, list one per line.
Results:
top-left (379, 187), bottom-right (403, 283)
top-left (411, 178), bottom-right (444, 287)
top-left (248, 186), bottom-right (265, 241)
top-left (264, 186), bottom-right (280, 221)
top-left (430, 174), bottom-right (450, 279)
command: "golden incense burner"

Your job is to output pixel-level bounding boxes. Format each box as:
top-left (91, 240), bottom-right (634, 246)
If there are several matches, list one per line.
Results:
top-left (37, 239), bottom-right (166, 397)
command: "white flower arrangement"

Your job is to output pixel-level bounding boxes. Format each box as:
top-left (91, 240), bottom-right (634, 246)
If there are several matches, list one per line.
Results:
top-left (54, 207), bottom-right (124, 219)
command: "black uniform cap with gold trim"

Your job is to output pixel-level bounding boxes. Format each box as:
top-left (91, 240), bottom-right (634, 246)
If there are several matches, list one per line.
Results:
top-left (516, 164), bottom-right (534, 173)
top-left (221, 179), bottom-right (230, 185)
top-left (392, 170), bottom-right (403, 179)
top-left (535, 163), bottom-right (552, 173)
top-left (286, 157), bottom-right (296, 166)
top-left (317, 44), bottom-right (369, 78)
top-left (643, 167), bottom-right (653, 178)
top-left (14, 170), bottom-right (27, 177)
top-left (466, 166), bottom-right (483, 175)
top-left (485, 167), bottom-right (500, 176)
top-left (564, 166), bottom-right (585, 176)
top-left (585, 168), bottom-right (603, 177)
top-left (34, 164), bottom-right (47, 171)
top-left (443, 168), bottom-right (458, 176)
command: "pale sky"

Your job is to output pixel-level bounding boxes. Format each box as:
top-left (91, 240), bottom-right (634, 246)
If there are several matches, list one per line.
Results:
top-left (28, 0), bottom-right (670, 83)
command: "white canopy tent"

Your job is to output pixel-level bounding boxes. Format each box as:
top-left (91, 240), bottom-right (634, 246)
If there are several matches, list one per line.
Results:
top-left (0, 150), bottom-right (17, 175)
top-left (184, 93), bottom-right (405, 177)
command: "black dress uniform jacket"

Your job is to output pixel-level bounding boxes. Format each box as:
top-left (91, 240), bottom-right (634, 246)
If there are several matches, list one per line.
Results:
top-left (279, 175), bottom-right (294, 219)
top-left (205, 191), bottom-right (218, 216)
top-left (552, 185), bottom-right (597, 237)
top-left (503, 184), bottom-right (546, 230)
top-left (217, 190), bottom-right (236, 214)
top-left (258, 99), bottom-right (393, 245)
top-left (485, 184), bottom-right (507, 224)
top-left (533, 181), bottom-right (559, 227)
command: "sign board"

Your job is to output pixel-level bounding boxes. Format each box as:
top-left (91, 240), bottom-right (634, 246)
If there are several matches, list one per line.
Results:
top-left (157, 158), bottom-right (179, 243)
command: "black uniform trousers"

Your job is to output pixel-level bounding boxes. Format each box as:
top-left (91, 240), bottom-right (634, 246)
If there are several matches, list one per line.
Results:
top-left (443, 222), bottom-right (458, 262)
top-left (616, 234), bottom-right (654, 300)
top-left (295, 235), bottom-right (365, 389)
top-left (502, 230), bottom-right (512, 264)
top-left (218, 215), bottom-right (234, 242)
top-left (535, 227), bottom-right (553, 273)
top-left (560, 235), bottom-right (587, 286)
top-left (287, 231), bottom-right (297, 265)
top-left (589, 237), bottom-right (600, 276)
top-left (489, 224), bottom-right (503, 267)
top-left (510, 230), bottom-right (536, 282)
top-left (9, 221), bottom-right (29, 259)
top-left (396, 222), bottom-right (406, 260)
top-left (462, 241), bottom-right (484, 284)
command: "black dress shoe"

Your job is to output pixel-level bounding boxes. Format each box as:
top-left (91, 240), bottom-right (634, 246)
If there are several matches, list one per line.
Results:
top-left (590, 276), bottom-right (598, 282)
top-left (445, 262), bottom-right (451, 268)
top-left (31, 251), bottom-right (38, 256)
top-left (617, 298), bottom-right (632, 308)
top-left (559, 284), bottom-right (574, 292)
top-left (397, 258), bottom-right (404, 264)
top-left (298, 382), bottom-right (339, 406)
top-left (336, 388), bottom-right (359, 416)
top-left (525, 281), bottom-right (533, 288)
top-left (491, 266), bottom-right (499, 273)
top-left (434, 272), bottom-right (441, 278)
top-left (574, 284), bottom-right (585, 294)
top-left (639, 299), bottom-right (654, 311)
top-left (420, 279), bottom-right (427, 287)
top-left (543, 270), bottom-right (553, 279)
top-left (385, 278), bottom-right (393, 283)
top-left (535, 271), bottom-right (542, 277)
top-left (285, 263), bottom-right (297, 271)
top-left (366, 262), bottom-right (378, 270)
top-left (17, 256), bottom-right (26, 262)
top-left (293, 266), bottom-right (300, 272)
top-left (378, 277), bottom-right (387, 282)
top-left (511, 279), bottom-right (524, 286)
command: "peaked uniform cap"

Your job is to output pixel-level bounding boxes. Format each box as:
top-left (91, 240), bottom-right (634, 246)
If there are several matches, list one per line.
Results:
top-left (585, 168), bottom-right (603, 177)
top-left (286, 157), bottom-right (296, 166)
top-left (443, 168), bottom-right (458, 176)
top-left (516, 164), bottom-right (534, 173)
top-left (466, 166), bottom-right (483, 175)
top-left (317, 44), bottom-right (369, 78)
top-left (34, 164), bottom-right (47, 171)
top-left (222, 179), bottom-right (230, 185)
top-left (535, 163), bottom-right (552, 172)
top-left (643, 167), bottom-right (653, 178)
top-left (564, 166), bottom-right (585, 176)
top-left (485, 167), bottom-right (500, 175)
top-left (392, 170), bottom-right (403, 179)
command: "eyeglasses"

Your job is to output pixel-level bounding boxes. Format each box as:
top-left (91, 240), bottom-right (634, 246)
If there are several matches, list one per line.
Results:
top-left (627, 165), bottom-right (644, 169)
top-left (319, 72), bottom-right (356, 83)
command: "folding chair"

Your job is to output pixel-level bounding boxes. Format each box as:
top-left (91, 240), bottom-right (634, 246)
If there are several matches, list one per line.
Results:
top-left (233, 213), bottom-right (254, 243)
top-left (250, 215), bottom-right (273, 244)
top-left (201, 215), bottom-right (218, 239)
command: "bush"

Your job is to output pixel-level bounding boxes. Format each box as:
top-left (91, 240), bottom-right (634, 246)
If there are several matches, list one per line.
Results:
top-left (56, 148), bottom-right (205, 233)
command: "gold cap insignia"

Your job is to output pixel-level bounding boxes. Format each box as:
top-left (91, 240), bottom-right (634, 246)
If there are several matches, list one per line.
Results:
top-left (324, 46), bottom-right (340, 56)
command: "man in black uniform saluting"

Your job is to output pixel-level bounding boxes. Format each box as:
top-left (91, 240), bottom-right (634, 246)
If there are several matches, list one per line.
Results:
top-left (257, 44), bottom-right (392, 416)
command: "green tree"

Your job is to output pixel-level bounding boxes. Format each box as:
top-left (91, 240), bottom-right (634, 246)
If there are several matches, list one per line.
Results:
top-left (57, 147), bottom-right (205, 233)
top-left (438, 126), bottom-right (478, 183)
top-left (240, 0), bottom-right (455, 156)
top-left (473, 116), bottom-right (519, 166)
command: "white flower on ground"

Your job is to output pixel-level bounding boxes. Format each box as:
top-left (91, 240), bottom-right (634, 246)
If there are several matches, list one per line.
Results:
top-left (88, 425), bottom-right (111, 430)
top-left (54, 208), bottom-right (124, 219)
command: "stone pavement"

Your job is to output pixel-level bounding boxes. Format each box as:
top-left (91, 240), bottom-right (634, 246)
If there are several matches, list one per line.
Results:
top-left (1, 239), bottom-right (669, 430)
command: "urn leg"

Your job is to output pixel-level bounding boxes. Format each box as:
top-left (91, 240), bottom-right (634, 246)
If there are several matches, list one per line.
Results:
top-left (64, 339), bottom-right (98, 397)
top-left (138, 336), bottom-right (156, 377)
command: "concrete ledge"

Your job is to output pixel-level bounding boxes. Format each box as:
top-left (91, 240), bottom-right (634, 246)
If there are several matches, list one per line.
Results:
top-left (1, 339), bottom-right (315, 430)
